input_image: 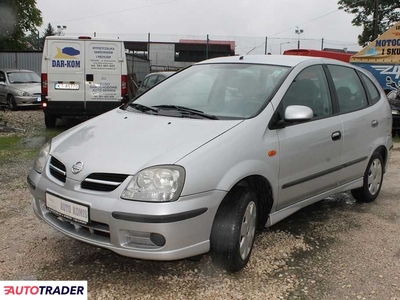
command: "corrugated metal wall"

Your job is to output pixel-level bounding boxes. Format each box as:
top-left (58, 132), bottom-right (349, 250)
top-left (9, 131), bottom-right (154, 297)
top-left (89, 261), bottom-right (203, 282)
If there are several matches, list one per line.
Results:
top-left (126, 53), bottom-right (150, 82)
top-left (0, 52), bottom-right (42, 75)
top-left (1, 52), bottom-right (150, 82)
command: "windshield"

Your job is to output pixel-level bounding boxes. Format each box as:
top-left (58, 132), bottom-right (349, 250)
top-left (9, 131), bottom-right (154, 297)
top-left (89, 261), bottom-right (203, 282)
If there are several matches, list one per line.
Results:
top-left (132, 63), bottom-right (289, 119)
top-left (7, 72), bottom-right (41, 84)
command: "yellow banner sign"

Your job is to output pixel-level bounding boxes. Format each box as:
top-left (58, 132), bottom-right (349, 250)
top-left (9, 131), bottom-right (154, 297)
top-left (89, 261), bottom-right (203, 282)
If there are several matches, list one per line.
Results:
top-left (350, 22), bottom-right (400, 63)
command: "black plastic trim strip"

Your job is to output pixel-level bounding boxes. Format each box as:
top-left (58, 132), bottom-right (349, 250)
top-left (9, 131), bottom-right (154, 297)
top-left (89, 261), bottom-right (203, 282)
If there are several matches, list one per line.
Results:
top-left (27, 175), bottom-right (35, 190)
top-left (112, 208), bottom-right (208, 223)
top-left (282, 156), bottom-right (368, 189)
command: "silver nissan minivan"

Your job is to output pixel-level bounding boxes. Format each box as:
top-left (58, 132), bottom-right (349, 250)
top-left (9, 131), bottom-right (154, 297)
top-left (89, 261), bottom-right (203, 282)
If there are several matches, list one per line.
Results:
top-left (28, 55), bottom-right (393, 272)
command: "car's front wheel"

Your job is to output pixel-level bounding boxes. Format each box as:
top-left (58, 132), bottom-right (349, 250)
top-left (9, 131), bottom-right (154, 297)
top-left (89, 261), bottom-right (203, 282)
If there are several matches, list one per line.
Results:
top-left (351, 152), bottom-right (384, 203)
top-left (210, 186), bottom-right (258, 272)
top-left (7, 95), bottom-right (17, 111)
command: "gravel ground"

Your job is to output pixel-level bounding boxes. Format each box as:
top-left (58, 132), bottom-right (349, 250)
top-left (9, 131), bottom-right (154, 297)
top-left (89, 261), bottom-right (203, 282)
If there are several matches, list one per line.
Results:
top-left (0, 110), bottom-right (399, 299)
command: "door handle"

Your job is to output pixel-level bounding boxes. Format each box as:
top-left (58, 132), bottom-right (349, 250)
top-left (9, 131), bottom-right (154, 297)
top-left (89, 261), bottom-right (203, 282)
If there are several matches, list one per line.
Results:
top-left (371, 120), bottom-right (379, 127)
top-left (331, 131), bottom-right (341, 141)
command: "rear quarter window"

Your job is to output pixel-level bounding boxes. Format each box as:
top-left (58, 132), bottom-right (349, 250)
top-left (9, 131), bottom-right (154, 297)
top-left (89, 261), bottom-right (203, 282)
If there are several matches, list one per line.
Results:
top-left (359, 72), bottom-right (380, 104)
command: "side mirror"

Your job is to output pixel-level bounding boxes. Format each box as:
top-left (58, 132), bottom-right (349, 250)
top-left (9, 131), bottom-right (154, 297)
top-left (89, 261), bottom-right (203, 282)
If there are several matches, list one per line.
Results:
top-left (284, 105), bottom-right (313, 122)
top-left (138, 81), bottom-right (142, 86)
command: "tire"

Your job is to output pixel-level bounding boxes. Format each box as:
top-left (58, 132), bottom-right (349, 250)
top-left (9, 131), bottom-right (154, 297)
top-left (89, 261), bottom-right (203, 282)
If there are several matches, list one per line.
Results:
top-left (210, 186), bottom-right (258, 272)
top-left (6, 94), bottom-right (17, 111)
top-left (351, 152), bottom-right (384, 203)
top-left (44, 113), bottom-right (57, 128)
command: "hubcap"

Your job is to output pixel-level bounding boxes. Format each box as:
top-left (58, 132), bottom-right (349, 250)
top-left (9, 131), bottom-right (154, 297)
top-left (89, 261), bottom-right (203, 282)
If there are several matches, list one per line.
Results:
top-left (239, 201), bottom-right (257, 261)
top-left (368, 158), bottom-right (382, 196)
top-left (7, 98), bottom-right (13, 109)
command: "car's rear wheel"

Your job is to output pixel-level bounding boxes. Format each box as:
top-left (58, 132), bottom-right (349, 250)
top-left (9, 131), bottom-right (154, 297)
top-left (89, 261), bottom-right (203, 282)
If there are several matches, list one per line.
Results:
top-left (6, 95), bottom-right (17, 111)
top-left (44, 113), bottom-right (57, 128)
top-left (210, 186), bottom-right (258, 272)
top-left (351, 152), bottom-right (384, 203)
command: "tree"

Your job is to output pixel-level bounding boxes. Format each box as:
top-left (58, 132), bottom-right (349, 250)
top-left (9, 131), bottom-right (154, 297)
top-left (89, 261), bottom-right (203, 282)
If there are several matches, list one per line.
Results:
top-left (40, 23), bottom-right (57, 49)
top-left (0, 0), bottom-right (42, 51)
top-left (338, 0), bottom-right (400, 46)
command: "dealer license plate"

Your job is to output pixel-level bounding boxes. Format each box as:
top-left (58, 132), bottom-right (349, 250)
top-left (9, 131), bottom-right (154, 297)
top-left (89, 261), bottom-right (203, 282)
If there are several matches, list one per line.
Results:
top-left (46, 193), bottom-right (89, 224)
top-left (54, 83), bottom-right (79, 90)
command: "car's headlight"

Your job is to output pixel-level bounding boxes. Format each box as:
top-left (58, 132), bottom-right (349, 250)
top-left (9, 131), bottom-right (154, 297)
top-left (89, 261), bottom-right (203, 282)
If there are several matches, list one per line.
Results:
top-left (16, 90), bottom-right (33, 97)
top-left (33, 141), bottom-right (51, 173)
top-left (392, 110), bottom-right (400, 115)
top-left (121, 166), bottom-right (185, 202)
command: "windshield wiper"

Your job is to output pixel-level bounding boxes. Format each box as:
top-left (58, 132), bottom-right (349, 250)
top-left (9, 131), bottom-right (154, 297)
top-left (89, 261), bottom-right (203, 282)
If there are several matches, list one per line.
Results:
top-left (11, 81), bottom-right (24, 84)
top-left (128, 103), bottom-right (159, 114)
top-left (154, 105), bottom-right (218, 120)
top-left (28, 81), bottom-right (40, 83)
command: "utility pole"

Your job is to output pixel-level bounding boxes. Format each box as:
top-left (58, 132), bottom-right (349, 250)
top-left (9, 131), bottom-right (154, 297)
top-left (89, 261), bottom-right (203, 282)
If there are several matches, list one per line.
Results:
top-left (372, 0), bottom-right (380, 40)
top-left (206, 34), bottom-right (209, 59)
top-left (264, 36), bottom-right (268, 55)
top-left (321, 38), bottom-right (324, 51)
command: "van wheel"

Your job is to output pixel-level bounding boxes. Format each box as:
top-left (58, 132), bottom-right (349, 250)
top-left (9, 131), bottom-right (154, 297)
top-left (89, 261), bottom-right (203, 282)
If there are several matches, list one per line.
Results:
top-left (7, 95), bottom-right (17, 111)
top-left (45, 114), bottom-right (57, 128)
top-left (210, 187), bottom-right (258, 272)
top-left (351, 152), bottom-right (384, 203)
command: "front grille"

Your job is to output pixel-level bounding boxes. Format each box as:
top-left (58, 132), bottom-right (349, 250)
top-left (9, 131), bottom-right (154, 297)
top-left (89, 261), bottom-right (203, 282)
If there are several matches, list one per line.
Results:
top-left (46, 212), bottom-right (111, 243)
top-left (49, 156), bottom-right (66, 183)
top-left (81, 173), bottom-right (129, 192)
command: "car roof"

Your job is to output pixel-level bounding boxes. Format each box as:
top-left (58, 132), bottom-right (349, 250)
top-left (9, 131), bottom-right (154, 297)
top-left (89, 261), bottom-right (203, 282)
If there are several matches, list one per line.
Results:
top-left (196, 55), bottom-right (326, 67)
top-left (0, 69), bottom-right (35, 73)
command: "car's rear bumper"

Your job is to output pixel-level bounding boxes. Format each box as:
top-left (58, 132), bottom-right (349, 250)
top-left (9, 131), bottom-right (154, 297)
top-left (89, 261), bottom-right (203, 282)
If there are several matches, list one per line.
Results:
top-left (42, 100), bottom-right (125, 117)
top-left (392, 113), bottom-right (400, 130)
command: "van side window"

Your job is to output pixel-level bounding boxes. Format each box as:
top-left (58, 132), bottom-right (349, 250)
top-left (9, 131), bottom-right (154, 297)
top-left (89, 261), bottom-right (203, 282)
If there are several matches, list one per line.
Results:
top-left (281, 65), bottom-right (332, 119)
top-left (328, 65), bottom-right (368, 113)
top-left (359, 72), bottom-right (380, 104)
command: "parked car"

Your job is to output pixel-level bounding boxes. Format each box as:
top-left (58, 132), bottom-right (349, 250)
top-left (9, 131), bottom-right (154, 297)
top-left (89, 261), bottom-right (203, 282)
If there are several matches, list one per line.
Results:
top-left (0, 69), bottom-right (41, 110)
top-left (28, 55), bottom-right (393, 272)
top-left (136, 71), bottom-right (175, 96)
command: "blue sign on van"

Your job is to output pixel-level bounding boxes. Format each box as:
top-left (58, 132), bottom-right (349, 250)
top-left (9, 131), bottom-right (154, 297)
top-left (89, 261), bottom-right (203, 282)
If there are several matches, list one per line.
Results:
top-left (52, 47), bottom-right (81, 68)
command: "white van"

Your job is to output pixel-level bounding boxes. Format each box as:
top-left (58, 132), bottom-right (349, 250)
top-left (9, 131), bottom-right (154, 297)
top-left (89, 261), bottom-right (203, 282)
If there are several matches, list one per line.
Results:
top-left (41, 36), bottom-right (128, 127)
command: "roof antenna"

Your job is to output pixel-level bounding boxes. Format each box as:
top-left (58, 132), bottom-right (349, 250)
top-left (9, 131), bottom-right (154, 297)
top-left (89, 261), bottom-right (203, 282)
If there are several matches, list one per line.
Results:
top-left (245, 46), bottom-right (257, 55)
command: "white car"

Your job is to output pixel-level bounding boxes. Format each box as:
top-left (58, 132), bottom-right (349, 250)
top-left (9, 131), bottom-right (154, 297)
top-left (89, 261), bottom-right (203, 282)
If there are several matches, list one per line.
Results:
top-left (28, 55), bottom-right (393, 272)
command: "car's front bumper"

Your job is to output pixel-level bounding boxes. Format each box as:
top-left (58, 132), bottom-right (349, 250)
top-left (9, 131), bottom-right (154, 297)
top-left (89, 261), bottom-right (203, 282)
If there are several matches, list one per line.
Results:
top-left (28, 168), bottom-right (226, 260)
top-left (14, 95), bottom-right (41, 107)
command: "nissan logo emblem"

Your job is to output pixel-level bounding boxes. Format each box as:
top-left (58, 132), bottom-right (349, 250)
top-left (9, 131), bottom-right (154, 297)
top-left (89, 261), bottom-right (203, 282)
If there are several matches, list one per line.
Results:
top-left (72, 161), bottom-right (84, 174)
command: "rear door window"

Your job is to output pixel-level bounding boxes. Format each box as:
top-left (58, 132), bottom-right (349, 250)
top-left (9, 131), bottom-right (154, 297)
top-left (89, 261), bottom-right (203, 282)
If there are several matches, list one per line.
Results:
top-left (328, 65), bottom-right (368, 113)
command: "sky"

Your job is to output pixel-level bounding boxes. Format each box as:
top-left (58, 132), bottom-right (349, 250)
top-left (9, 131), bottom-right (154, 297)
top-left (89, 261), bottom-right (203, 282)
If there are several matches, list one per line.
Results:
top-left (35, 0), bottom-right (365, 55)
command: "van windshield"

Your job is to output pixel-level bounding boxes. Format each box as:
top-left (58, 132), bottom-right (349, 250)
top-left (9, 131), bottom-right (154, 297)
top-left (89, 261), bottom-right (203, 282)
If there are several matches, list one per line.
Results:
top-left (7, 72), bottom-right (41, 84)
top-left (131, 64), bottom-right (289, 119)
